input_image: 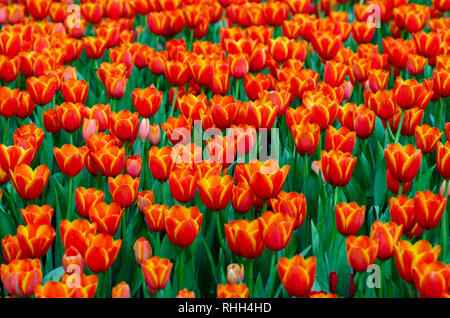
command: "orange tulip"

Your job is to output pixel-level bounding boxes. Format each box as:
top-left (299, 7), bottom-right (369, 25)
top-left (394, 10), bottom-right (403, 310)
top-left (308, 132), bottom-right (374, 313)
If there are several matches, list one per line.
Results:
top-left (168, 165), bottom-right (198, 203)
top-left (141, 256), bottom-right (173, 295)
top-left (54, 145), bottom-right (88, 177)
top-left (60, 219), bottom-right (97, 255)
top-left (217, 283), bottom-right (249, 298)
top-left (75, 187), bottom-right (105, 219)
top-left (311, 31), bottom-right (341, 60)
top-left (164, 205), bottom-right (203, 248)
top-left (394, 78), bottom-right (426, 110)
top-left (1, 258), bottom-right (42, 297)
top-left (335, 202), bottom-right (365, 236)
top-left (231, 182), bottom-right (255, 214)
top-left (108, 174), bottom-right (139, 208)
top-left (384, 143), bottom-right (422, 183)
top-left (84, 233), bottom-right (121, 273)
top-left (224, 219), bottom-right (264, 259)
top-left (61, 79), bottom-right (89, 104)
top-left (395, 240), bottom-right (441, 283)
top-left (247, 159), bottom-right (290, 200)
top-left (55, 102), bottom-right (83, 133)
top-left (370, 221), bottom-right (403, 260)
top-left (197, 175), bottom-right (233, 211)
top-left (415, 124), bottom-right (443, 154)
top-left (389, 195), bottom-right (415, 232)
top-left (1, 234), bottom-right (22, 264)
top-left (346, 235), bottom-right (378, 272)
top-left (134, 237), bottom-right (152, 266)
top-left (148, 146), bottom-right (174, 182)
top-left (62, 247), bottom-right (85, 274)
top-left (20, 204), bottom-right (54, 226)
top-left (125, 155), bottom-right (142, 179)
top-left (291, 122), bottom-right (321, 157)
top-left (177, 288), bottom-right (196, 298)
top-left (112, 281), bottom-right (131, 298)
top-left (143, 204), bottom-right (168, 233)
top-left (0, 86), bottom-right (19, 118)
top-left (259, 211), bottom-right (294, 251)
top-left (132, 86), bottom-right (163, 118)
top-left (325, 126), bottom-right (356, 154)
top-left (412, 261), bottom-right (450, 298)
top-left (10, 164), bottom-right (50, 201)
top-left (26, 75), bottom-right (59, 106)
top-left (109, 110), bottom-right (140, 146)
top-left (17, 224), bottom-right (55, 259)
top-left (34, 281), bottom-right (74, 298)
top-left (437, 141), bottom-right (450, 179)
top-left (414, 190), bottom-right (447, 230)
top-left (91, 145), bottom-right (125, 177)
top-left (89, 201), bottom-right (124, 236)
top-left (320, 150), bottom-right (357, 187)
top-left (61, 272), bottom-right (98, 298)
top-left (0, 144), bottom-right (35, 173)
top-left (164, 59), bottom-right (190, 86)
top-left (278, 255), bottom-right (316, 297)
top-left (136, 190), bottom-right (155, 214)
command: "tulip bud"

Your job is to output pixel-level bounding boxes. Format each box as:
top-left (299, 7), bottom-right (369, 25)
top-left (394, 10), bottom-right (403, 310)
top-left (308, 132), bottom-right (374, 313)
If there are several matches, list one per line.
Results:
top-left (62, 247), bottom-right (85, 275)
top-left (139, 118), bottom-right (150, 141)
top-left (149, 124), bottom-right (161, 146)
top-left (125, 155), bottom-right (142, 179)
top-left (226, 264), bottom-right (244, 284)
top-left (112, 281), bottom-right (131, 298)
top-left (329, 271), bottom-right (338, 294)
top-left (440, 180), bottom-right (450, 198)
top-left (134, 237), bottom-right (152, 266)
top-left (82, 118), bottom-right (99, 142)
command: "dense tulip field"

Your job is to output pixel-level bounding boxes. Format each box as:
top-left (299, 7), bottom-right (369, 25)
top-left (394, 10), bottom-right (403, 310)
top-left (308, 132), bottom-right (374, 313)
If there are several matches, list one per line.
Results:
top-left (0, 0), bottom-right (449, 300)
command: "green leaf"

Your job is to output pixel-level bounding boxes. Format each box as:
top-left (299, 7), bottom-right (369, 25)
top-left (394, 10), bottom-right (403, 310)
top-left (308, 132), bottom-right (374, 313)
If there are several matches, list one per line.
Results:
top-left (0, 207), bottom-right (15, 239)
top-left (43, 266), bottom-right (65, 284)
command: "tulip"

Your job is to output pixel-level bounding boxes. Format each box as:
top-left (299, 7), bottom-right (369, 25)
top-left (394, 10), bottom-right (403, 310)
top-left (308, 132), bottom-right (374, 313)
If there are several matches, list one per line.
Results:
top-left (394, 78), bottom-right (425, 110)
top-left (217, 283), bottom-right (249, 298)
top-left (437, 142), bottom-right (450, 179)
top-left (197, 175), bottom-right (233, 211)
top-left (229, 54), bottom-right (249, 79)
top-left (136, 190), bottom-right (155, 214)
top-left (148, 146), bottom-right (174, 182)
top-left (112, 281), bottom-right (131, 298)
top-left (0, 259), bottom-right (42, 297)
top-left (84, 233), bottom-right (122, 273)
top-left (395, 240), bottom-right (441, 283)
top-left (259, 211), bottom-right (294, 251)
top-left (0, 56), bottom-right (20, 83)
top-left (311, 31), bottom-right (341, 60)
top-left (164, 205), bottom-right (203, 248)
top-left (277, 255), bottom-right (316, 297)
top-left (62, 247), bottom-right (85, 275)
top-left (55, 102), bottom-right (83, 133)
top-left (384, 143), bottom-right (422, 184)
top-left (320, 150), bottom-right (357, 187)
top-left (231, 182), bottom-right (255, 214)
top-left (134, 237), bottom-right (152, 266)
top-left (108, 174), bottom-right (139, 208)
top-left (20, 204), bottom-right (54, 226)
top-left (164, 60), bottom-right (190, 86)
top-left (61, 273), bottom-right (98, 298)
top-left (246, 159), bottom-right (290, 200)
top-left (62, 79), bottom-right (89, 104)
top-left (0, 144), bottom-right (36, 173)
top-left (227, 264), bottom-right (245, 284)
top-left (161, 115), bottom-right (192, 145)
top-left (10, 164), bottom-right (50, 201)
top-left (414, 190), bottom-right (447, 230)
top-left (177, 289), bottom-right (196, 298)
top-left (91, 145), bottom-right (125, 177)
top-left (346, 235), bottom-right (378, 272)
top-left (88, 201), bottom-right (124, 236)
top-left (75, 187), bottom-right (105, 219)
top-left (224, 219), bottom-right (264, 259)
top-left (433, 70), bottom-right (450, 98)
top-left (291, 122), bottom-right (321, 157)
top-left (168, 166), bottom-right (198, 203)
top-left (125, 155), bottom-right (142, 179)
top-left (415, 125), bottom-right (443, 154)
top-left (354, 106), bottom-right (375, 139)
top-left (143, 204), bottom-right (168, 233)
top-left (17, 224), bottom-right (55, 259)
top-left (0, 86), bottom-right (19, 118)
top-left (132, 86), bottom-right (163, 118)
top-left (109, 110), bottom-right (140, 146)
top-left (34, 281), bottom-right (74, 298)
top-left (54, 145), bottom-right (88, 177)
top-left (335, 202), bottom-right (365, 236)
top-left (60, 219), bottom-right (97, 256)
top-left (370, 221), bottom-right (403, 260)
top-left (389, 196), bottom-right (415, 232)
top-left (141, 256), bottom-right (173, 295)
top-left (412, 261), bottom-right (450, 298)
top-left (324, 61), bottom-right (349, 87)
top-left (325, 126), bottom-right (356, 154)
top-left (43, 109), bottom-right (62, 134)
top-left (1, 235), bottom-right (23, 264)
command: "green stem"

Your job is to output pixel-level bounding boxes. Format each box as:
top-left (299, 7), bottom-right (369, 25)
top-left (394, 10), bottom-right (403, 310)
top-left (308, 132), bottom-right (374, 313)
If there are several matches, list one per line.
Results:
top-left (397, 183), bottom-right (404, 197)
top-left (235, 78), bottom-right (240, 100)
top-left (66, 178), bottom-right (73, 220)
top-left (160, 181), bottom-right (165, 204)
top-left (247, 259), bottom-right (254, 298)
top-left (122, 207), bottom-right (128, 239)
top-left (178, 248), bottom-right (185, 289)
top-left (156, 231), bottom-right (161, 256)
top-left (441, 179), bottom-right (449, 262)
top-left (378, 262), bottom-right (384, 298)
top-left (394, 110), bottom-right (405, 144)
top-left (216, 211), bottom-right (227, 252)
top-left (3, 117), bottom-right (8, 144)
top-left (262, 200), bottom-right (267, 213)
top-left (303, 154), bottom-right (308, 194)
top-left (168, 86), bottom-right (178, 118)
